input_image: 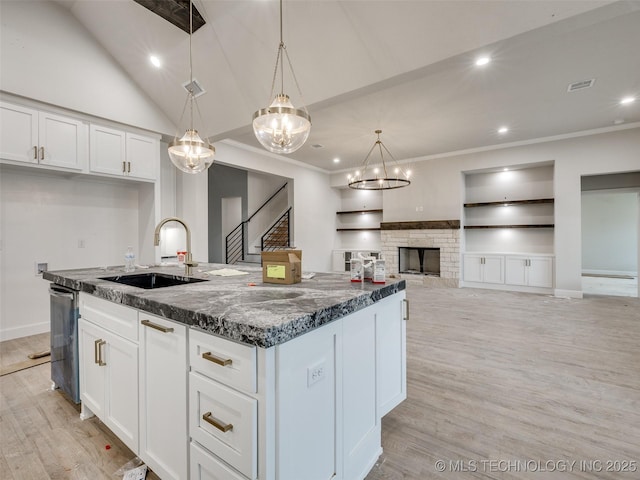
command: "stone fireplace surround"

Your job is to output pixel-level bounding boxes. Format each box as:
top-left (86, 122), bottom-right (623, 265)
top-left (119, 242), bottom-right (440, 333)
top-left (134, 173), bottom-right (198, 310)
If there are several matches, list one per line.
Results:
top-left (380, 220), bottom-right (460, 287)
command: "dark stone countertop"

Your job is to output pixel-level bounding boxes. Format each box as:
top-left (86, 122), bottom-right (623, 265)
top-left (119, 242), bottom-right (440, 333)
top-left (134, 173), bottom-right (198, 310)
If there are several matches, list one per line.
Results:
top-left (43, 263), bottom-right (405, 348)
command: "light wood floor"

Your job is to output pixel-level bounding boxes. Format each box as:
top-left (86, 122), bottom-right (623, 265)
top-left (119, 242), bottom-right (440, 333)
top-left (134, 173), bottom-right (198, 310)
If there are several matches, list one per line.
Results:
top-left (2, 286), bottom-right (639, 479)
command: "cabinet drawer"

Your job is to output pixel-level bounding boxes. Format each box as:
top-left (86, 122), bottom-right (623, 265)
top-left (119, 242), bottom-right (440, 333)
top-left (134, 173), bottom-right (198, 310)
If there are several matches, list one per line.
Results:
top-left (190, 328), bottom-right (257, 393)
top-left (190, 441), bottom-right (246, 480)
top-left (189, 372), bottom-right (257, 479)
top-left (79, 293), bottom-right (138, 342)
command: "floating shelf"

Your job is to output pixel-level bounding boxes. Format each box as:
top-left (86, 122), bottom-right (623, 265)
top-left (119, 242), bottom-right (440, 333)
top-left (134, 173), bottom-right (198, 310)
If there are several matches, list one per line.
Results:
top-left (336, 227), bottom-right (382, 232)
top-left (464, 198), bottom-right (554, 208)
top-left (336, 209), bottom-right (383, 215)
top-left (464, 224), bottom-right (555, 229)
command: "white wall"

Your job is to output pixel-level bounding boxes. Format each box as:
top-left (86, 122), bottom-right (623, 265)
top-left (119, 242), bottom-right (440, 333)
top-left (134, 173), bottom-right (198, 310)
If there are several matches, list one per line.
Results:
top-left (332, 126), bottom-right (640, 297)
top-left (246, 171), bottom-right (289, 251)
top-left (336, 188), bottom-right (383, 251)
top-left (582, 190), bottom-right (639, 275)
top-left (0, 0), bottom-right (175, 135)
top-left (210, 141), bottom-right (341, 272)
top-left (0, 167), bottom-right (143, 340)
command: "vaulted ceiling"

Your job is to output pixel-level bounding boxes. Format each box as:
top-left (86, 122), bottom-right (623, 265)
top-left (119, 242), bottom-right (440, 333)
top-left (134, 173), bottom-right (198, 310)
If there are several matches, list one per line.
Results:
top-left (54, 0), bottom-right (640, 172)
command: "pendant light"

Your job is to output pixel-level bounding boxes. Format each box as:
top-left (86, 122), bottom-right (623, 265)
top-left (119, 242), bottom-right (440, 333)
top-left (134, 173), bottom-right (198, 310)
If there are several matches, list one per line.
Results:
top-left (348, 130), bottom-right (411, 190)
top-left (252, 0), bottom-right (311, 154)
top-left (168, 0), bottom-right (214, 174)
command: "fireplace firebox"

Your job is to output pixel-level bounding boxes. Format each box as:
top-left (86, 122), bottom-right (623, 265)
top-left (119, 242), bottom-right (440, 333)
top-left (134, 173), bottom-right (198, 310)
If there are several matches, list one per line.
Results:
top-left (398, 247), bottom-right (440, 276)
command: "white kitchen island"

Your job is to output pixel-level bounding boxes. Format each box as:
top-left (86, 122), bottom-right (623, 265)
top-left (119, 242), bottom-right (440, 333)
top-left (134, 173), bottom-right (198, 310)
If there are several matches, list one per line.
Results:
top-left (45, 264), bottom-right (407, 480)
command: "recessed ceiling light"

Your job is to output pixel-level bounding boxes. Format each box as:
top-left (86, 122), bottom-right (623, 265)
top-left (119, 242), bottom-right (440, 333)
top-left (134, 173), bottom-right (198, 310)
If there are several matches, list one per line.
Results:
top-left (620, 96), bottom-right (636, 105)
top-left (333, 157), bottom-right (340, 164)
top-left (498, 126), bottom-right (509, 134)
top-left (149, 55), bottom-right (161, 68)
top-left (503, 168), bottom-right (509, 171)
top-left (475, 56), bottom-right (491, 67)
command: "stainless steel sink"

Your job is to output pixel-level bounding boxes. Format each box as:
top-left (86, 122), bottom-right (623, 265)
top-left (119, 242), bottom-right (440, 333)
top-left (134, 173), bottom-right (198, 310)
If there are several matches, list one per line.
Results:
top-left (100, 272), bottom-right (207, 289)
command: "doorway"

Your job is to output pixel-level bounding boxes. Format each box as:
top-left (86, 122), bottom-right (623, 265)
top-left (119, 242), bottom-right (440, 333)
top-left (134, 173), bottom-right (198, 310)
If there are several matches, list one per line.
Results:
top-left (581, 173), bottom-right (640, 298)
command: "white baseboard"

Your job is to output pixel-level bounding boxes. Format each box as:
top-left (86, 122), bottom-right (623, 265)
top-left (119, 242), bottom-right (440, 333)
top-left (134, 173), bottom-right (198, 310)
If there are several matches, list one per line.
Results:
top-left (461, 281), bottom-right (553, 295)
top-left (0, 321), bottom-right (49, 342)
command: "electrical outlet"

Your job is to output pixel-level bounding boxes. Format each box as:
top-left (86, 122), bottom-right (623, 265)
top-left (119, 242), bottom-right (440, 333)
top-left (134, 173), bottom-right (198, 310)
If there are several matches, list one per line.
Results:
top-left (307, 360), bottom-right (326, 387)
top-left (78, 239), bottom-right (86, 248)
top-left (35, 262), bottom-right (48, 275)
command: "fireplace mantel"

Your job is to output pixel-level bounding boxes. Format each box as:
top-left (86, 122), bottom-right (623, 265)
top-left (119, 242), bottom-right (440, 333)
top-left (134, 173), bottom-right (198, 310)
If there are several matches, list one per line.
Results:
top-left (380, 220), bottom-right (460, 230)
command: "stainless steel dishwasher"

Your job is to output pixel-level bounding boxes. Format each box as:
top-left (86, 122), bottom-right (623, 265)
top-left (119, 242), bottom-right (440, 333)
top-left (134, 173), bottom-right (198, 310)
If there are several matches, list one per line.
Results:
top-left (49, 284), bottom-right (80, 403)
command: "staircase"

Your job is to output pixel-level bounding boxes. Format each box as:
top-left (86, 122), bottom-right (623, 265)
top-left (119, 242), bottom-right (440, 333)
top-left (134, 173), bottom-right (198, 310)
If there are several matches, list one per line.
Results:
top-left (261, 208), bottom-right (291, 251)
top-left (225, 183), bottom-right (291, 265)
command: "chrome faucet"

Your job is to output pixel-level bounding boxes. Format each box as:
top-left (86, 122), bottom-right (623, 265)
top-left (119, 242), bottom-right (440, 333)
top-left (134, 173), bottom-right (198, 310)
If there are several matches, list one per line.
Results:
top-left (154, 217), bottom-right (198, 276)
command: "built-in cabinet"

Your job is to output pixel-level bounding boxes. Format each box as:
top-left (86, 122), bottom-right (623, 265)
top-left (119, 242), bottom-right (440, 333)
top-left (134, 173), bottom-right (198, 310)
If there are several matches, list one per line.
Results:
top-left (463, 253), bottom-right (554, 291)
top-left (77, 290), bottom-right (407, 480)
top-left (463, 164), bottom-right (555, 293)
top-left (139, 313), bottom-right (188, 480)
top-left (0, 102), bottom-right (87, 170)
top-left (78, 294), bottom-right (139, 453)
top-left (0, 99), bottom-right (159, 182)
top-left (504, 255), bottom-right (554, 288)
top-left (90, 124), bottom-right (158, 180)
top-left (462, 254), bottom-right (504, 284)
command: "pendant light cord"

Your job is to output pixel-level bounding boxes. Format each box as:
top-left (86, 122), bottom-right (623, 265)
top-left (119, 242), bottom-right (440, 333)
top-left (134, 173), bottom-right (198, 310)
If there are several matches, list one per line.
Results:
top-left (188, 0), bottom-right (194, 130)
top-left (264, 0), bottom-right (308, 114)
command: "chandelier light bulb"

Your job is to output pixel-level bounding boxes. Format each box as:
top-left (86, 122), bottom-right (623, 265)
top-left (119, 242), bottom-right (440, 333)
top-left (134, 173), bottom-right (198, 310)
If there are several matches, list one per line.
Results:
top-left (168, 129), bottom-right (215, 174)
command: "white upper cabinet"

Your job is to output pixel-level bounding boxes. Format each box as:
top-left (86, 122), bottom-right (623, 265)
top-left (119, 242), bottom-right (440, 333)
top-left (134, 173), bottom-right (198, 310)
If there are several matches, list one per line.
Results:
top-left (89, 124), bottom-right (126, 176)
top-left (89, 124), bottom-right (158, 181)
top-left (0, 102), bottom-right (87, 171)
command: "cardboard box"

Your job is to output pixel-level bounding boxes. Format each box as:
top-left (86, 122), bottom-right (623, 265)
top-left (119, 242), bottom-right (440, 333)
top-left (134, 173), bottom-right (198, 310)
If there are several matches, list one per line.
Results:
top-left (262, 250), bottom-right (302, 285)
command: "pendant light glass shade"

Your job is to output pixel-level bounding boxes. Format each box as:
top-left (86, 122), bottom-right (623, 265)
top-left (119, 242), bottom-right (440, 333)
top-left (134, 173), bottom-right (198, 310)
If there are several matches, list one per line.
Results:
top-left (348, 130), bottom-right (411, 190)
top-left (168, 0), bottom-right (214, 174)
top-left (253, 94), bottom-right (311, 154)
top-left (253, 0), bottom-right (311, 154)
top-left (168, 129), bottom-right (214, 174)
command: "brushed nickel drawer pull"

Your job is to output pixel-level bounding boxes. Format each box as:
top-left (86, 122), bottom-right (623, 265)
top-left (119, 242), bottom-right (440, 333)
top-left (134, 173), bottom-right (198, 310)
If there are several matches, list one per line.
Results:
top-left (127, 161), bottom-right (131, 173)
top-left (33, 146), bottom-right (38, 160)
top-left (141, 319), bottom-right (174, 333)
top-left (97, 340), bottom-right (106, 366)
top-left (403, 299), bottom-right (409, 321)
top-left (202, 412), bottom-right (233, 432)
top-left (40, 146), bottom-right (44, 160)
top-left (202, 351), bottom-right (232, 366)
top-left (122, 161), bottom-right (126, 173)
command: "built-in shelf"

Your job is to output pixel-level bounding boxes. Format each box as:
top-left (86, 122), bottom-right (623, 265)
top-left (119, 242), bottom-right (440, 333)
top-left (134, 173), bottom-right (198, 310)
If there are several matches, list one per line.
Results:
top-left (336, 209), bottom-right (383, 215)
top-left (336, 227), bottom-right (382, 232)
top-left (464, 198), bottom-right (554, 208)
top-left (464, 224), bottom-right (555, 229)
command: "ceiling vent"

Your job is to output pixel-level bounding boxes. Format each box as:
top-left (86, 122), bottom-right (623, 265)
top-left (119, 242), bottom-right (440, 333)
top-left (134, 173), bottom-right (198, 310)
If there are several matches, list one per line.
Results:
top-left (567, 79), bottom-right (595, 92)
top-left (183, 79), bottom-right (205, 98)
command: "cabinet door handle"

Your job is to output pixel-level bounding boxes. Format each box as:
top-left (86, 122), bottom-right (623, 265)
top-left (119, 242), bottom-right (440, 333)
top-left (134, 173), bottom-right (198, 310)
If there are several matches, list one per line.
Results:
top-left (94, 339), bottom-right (100, 364)
top-left (97, 340), bottom-right (106, 366)
top-left (402, 298), bottom-right (409, 321)
top-left (40, 146), bottom-right (44, 160)
top-left (202, 412), bottom-right (233, 432)
top-left (127, 161), bottom-right (131, 173)
top-left (141, 319), bottom-right (174, 333)
top-left (122, 161), bottom-right (126, 173)
top-left (202, 351), bottom-right (232, 366)
top-left (33, 146), bottom-right (38, 159)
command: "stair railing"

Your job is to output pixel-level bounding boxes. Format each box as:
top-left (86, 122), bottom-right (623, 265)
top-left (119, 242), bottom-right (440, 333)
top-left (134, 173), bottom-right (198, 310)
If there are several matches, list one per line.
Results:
top-left (261, 207), bottom-right (292, 252)
top-left (225, 182), bottom-right (288, 264)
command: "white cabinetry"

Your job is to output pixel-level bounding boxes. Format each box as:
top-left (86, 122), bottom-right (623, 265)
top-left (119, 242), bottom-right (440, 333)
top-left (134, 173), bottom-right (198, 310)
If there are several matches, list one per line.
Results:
top-left (0, 102), bottom-right (87, 170)
top-left (139, 313), bottom-right (188, 480)
top-left (78, 294), bottom-right (138, 453)
top-left (189, 329), bottom-right (258, 480)
top-left (463, 254), bottom-right (504, 284)
top-left (505, 255), bottom-right (554, 288)
top-left (90, 124), bottom-right (158, 180)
